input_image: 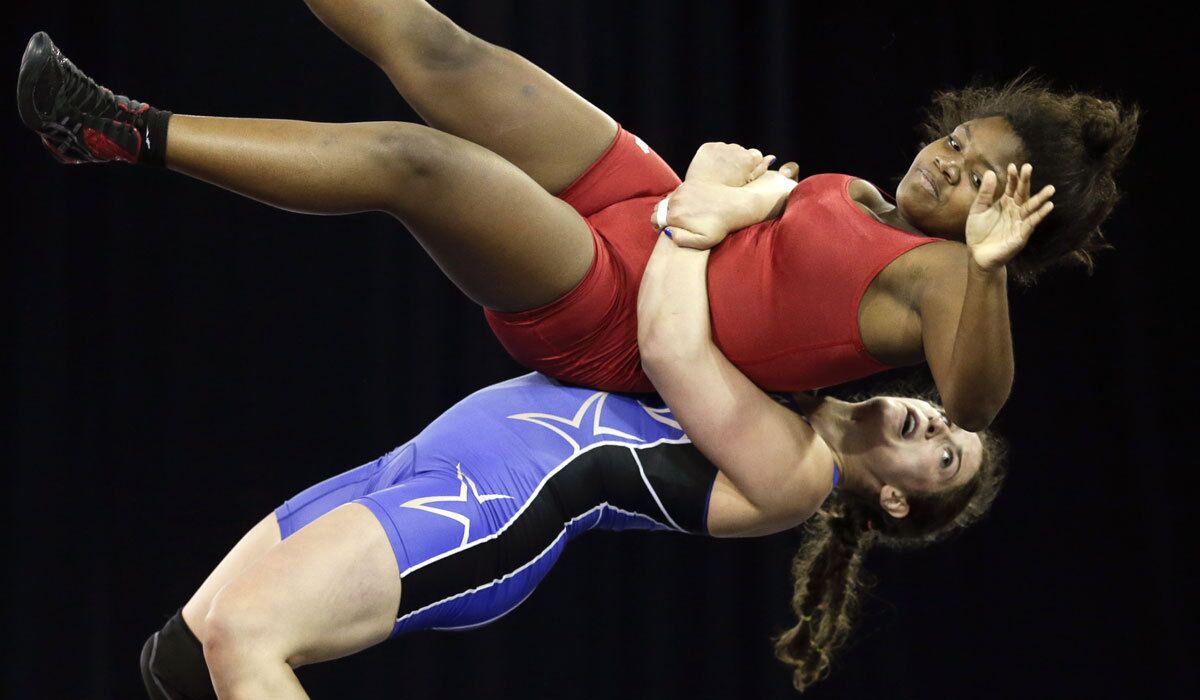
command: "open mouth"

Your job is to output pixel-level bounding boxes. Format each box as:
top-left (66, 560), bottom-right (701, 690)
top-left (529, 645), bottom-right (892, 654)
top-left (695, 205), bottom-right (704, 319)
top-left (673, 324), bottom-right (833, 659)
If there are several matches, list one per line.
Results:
top-left (901, 407), bottom-right (917, 438)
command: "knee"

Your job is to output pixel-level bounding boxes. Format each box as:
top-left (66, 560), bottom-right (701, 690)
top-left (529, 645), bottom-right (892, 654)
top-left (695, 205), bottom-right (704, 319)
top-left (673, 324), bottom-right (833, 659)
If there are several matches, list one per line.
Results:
top-left (403, 12), bottom-right (485, 72)
top-left (201, 588), bottom-right (280, 672)
top-left (140, 610), bottom-right (215, 700)
top-left (369, 122), bottom-right (456, 185)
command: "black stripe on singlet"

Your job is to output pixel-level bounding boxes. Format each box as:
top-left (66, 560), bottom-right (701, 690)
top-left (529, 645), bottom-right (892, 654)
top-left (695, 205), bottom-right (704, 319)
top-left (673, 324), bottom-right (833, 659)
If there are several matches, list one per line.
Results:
top-left (396, 441), bottom-right (718, 619)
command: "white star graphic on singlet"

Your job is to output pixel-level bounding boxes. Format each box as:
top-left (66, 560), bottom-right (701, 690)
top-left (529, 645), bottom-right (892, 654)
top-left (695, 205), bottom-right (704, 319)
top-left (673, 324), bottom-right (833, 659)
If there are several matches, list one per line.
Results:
top-left (640, 404), bottom-right (682, 431)
top-left (507, 391), bottom-right (649, 454)
top-left (399, 464), bottom-right (514, 547)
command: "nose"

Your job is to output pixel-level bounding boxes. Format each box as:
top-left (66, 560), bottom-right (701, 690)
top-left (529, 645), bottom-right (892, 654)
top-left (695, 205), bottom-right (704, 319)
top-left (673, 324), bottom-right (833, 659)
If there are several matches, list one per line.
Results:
top-left (925, 412), bottom-right (946, 438)
top-left (934, 155), bottom-right (960, 185)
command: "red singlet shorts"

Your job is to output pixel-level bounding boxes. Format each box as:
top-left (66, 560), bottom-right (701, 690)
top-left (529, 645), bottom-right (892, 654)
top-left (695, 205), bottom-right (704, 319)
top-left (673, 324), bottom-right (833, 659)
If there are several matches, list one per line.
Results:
top-left (484, 127), bottom-right (681, 393)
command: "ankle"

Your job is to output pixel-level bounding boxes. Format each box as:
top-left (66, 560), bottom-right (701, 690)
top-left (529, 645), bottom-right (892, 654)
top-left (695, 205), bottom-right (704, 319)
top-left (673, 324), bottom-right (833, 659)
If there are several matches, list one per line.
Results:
top-left (137, 107), bottom-right (172, 167)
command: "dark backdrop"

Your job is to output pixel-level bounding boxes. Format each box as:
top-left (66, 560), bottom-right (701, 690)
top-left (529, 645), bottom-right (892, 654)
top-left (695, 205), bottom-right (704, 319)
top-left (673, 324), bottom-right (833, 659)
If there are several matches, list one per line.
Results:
top-left (6, 2), bottom-right (1195, 698)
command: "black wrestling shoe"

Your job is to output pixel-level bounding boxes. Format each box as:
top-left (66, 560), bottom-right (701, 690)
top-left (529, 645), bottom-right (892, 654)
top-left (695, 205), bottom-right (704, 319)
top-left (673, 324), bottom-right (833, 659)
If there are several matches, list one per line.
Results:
top-left (17, 31), bottom-right (161, 164)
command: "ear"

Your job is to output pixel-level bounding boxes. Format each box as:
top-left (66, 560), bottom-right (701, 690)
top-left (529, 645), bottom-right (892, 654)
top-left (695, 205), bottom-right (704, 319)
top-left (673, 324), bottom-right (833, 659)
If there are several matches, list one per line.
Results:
top-left (879, 485), bottom-right (910, 519)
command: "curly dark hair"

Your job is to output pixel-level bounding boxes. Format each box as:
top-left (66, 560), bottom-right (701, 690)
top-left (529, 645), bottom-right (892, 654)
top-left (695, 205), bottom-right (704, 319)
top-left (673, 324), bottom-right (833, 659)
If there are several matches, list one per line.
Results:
top-left (918, 71), bottom-right (1140, 285)
top-left (773, 427), bottom-right (1007, 692)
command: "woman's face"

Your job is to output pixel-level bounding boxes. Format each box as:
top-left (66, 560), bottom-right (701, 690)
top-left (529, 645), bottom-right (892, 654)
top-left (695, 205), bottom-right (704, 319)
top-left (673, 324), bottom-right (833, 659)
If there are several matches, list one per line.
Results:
top-left (895, 116), bottom-right (1027, 240)
top-left (842, 396), bottom-right (982, 495)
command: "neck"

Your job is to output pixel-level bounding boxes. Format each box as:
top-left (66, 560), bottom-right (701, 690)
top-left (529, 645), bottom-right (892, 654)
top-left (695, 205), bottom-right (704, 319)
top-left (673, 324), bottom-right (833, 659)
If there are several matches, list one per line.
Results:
top-left (802, 397), bottom-right (881, 495)
top-left (880, 206), bottom-right (924, 236)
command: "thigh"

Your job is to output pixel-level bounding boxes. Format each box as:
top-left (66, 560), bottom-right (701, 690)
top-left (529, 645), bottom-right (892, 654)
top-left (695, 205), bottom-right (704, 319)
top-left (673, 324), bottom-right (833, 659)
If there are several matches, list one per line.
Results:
top-left (392, 126), bottom-right (597, 312)
top-left (376, 7), bottom-right (619, 194)
top-left (212, 503), bottom-right (401, 667)
top-left (182, 448), bottom-right (405, 640)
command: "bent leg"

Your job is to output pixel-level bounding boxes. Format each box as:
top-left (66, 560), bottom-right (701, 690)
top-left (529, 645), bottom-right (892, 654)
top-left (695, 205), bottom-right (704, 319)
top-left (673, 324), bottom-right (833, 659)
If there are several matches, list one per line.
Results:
top-left (181, 513), bottom-right (281, 641)
top-left (303, 0), bottom-right (617, 193)
top-left (202, 503), bottom-right (400, 699)
top-left (167, 115), bottom-right (593, 311)
top-left (141, 514), bottom-right (280, 699)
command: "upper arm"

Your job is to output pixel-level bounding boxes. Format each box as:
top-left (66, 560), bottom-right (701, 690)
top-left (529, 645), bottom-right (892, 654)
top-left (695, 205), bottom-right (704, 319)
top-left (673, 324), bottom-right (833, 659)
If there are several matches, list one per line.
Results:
top-left (643, 344), bottom-right (832, 527)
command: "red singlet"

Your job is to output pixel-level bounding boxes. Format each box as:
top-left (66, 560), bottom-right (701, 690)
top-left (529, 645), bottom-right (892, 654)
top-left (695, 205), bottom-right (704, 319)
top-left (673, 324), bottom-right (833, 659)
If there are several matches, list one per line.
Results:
top-left (485, 128), bottom-right (938, 393)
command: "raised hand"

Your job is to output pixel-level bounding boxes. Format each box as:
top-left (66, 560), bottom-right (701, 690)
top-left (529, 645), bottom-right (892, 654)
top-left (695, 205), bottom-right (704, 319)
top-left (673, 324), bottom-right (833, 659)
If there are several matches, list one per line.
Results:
top-left (684, 142), bottom-right (775, 186)
top-left (965, 163), bottom-right (1056, 271)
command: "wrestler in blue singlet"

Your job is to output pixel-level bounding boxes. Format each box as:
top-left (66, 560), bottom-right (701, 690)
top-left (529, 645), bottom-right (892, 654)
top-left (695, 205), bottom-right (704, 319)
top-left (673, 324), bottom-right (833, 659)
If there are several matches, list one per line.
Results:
top-left (274, 373), bottom-right (720, 637)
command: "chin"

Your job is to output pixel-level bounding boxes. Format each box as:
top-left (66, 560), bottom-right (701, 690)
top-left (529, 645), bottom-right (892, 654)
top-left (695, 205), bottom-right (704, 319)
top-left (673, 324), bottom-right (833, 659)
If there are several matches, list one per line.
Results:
top-left (894, 182), bottom-right (929, 224)
top-left (852, 397), bottom-right (895, 430)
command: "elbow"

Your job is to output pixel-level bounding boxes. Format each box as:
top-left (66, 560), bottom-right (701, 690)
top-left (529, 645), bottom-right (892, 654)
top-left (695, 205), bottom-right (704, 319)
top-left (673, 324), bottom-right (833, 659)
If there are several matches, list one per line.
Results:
top-left (952, 412), bottom-right (993, 433)
top-left (944, 398), bottom-right (1002, 432)
top-left (638, 325), bottom-right (670, 370)
top-left (941, 375), bottom-right (1011, 432)
top-left (638, 321), bottom-right (707, 369)
top-left (640, 333), bottom-right (704, 377)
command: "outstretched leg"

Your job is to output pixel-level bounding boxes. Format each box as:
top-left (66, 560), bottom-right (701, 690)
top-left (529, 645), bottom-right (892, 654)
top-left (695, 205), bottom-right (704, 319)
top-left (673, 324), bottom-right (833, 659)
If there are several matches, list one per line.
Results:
top-left (303, 0), bottom-right (618, 194)
top-left (19, 32), bottom-right (594, 312)
top-left (141, 515), bottom-right (281, 699)
top-left (166, 115), bottom-right (593, 311)
top-left (202, 503), bottom-right (400, 698)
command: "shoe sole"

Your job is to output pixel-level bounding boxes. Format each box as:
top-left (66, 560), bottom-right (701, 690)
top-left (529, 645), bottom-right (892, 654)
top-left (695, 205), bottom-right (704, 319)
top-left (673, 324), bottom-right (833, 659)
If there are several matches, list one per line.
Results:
top-left (17, 31), bottom-right (54, 131)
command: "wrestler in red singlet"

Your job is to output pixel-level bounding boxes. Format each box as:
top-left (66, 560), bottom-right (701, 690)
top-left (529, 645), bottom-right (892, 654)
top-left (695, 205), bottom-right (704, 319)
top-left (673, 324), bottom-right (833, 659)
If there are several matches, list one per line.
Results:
top-left (486, 128), bottom-right (937, 394)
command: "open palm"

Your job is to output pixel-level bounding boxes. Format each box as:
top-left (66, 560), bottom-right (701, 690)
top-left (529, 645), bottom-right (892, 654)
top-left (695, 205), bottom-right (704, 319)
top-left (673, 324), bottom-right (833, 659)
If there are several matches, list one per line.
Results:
top-left (965, 163), bottom-right (1056, 270)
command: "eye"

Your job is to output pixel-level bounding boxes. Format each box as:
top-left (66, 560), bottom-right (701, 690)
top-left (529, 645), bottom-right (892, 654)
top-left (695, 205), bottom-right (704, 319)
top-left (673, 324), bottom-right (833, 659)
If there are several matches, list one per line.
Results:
top-left (941, 448), bottom-right (954, 469)
top-left (948, 136), bottom-right (983, 189)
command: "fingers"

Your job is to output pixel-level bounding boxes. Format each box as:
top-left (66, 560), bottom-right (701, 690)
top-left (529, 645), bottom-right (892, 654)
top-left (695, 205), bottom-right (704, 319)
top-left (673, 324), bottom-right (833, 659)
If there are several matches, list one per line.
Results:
top-left (1026, 182), bottom-right (1056, 211)
top-left (1018, 163), bottom-right (1032, 201)
top-left (1005, 163), bottom-right (1019, 199)
top-left (748, 155), bottom-right (775, 182)
top-left (972, 170), bottom-right (998, 210)
top-left (779, 161), bottom-right (800, 181)
top-left (1024, 199), bottom-right (1055, 230)
top-left (1013, 162), bottom-right (1055, 216)
top-left (663, 226), bottom-right (717, 250)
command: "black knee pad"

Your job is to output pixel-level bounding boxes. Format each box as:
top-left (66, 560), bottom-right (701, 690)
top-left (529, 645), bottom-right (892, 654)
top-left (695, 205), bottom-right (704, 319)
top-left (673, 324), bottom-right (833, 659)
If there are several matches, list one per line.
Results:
top-left (140, 609), bottom-right (216, 700)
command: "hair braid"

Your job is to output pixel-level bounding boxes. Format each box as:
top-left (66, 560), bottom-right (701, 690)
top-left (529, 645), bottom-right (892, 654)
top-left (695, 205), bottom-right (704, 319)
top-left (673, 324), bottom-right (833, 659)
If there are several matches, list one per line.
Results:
top-left (773, 505), bottom-right (873, 691)
top-left (774, 428), bottom-right (1007, 693)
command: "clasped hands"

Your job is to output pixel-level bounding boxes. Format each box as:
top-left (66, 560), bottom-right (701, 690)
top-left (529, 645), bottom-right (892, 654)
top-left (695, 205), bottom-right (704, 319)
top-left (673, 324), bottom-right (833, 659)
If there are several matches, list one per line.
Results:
top-left (651, 141), bottom-right (800, 250)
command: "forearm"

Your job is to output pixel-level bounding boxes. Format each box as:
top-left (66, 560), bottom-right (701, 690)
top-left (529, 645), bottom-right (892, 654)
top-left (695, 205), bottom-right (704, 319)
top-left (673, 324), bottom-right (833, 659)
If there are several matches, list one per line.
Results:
top-left (637, 237), bottom-right (822, 516)
top-left (942, 261), bottom-right (1013, 430)
top-left (705, 181), bottom-right (789, 232)
top-left (637, 235), bottom-right (714, 361)
top-left (737, 173), bottom-right (795, 221)
top-left (665, 173), bottom-right (796, 240)
top-left (636, 239), bottom-right (739, 479)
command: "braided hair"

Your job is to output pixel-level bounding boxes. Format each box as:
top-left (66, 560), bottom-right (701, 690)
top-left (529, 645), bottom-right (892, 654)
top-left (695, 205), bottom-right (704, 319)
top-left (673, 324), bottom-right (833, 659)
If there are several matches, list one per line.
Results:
top-left (773, 430), bottom-right (1007, 692)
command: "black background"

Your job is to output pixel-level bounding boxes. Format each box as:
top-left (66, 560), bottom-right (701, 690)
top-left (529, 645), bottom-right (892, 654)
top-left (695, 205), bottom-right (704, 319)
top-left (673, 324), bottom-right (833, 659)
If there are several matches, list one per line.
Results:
top-left (5, 2), bottom-right (1195, 698)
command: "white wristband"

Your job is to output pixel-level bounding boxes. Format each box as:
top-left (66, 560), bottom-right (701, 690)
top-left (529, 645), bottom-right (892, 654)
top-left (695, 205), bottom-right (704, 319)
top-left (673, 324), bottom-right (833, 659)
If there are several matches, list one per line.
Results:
top-left (654, 197), bottom-right (670, 230)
